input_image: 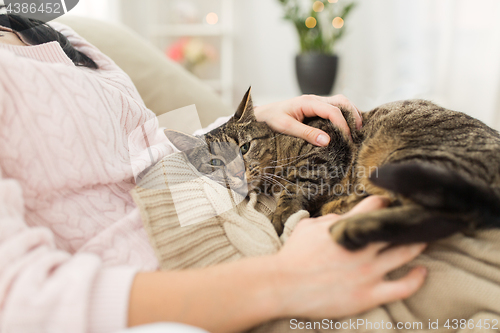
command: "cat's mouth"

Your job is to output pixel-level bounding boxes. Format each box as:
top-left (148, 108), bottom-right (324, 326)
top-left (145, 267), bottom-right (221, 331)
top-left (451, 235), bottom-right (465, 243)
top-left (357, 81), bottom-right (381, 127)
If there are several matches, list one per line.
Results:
top-left (222, 174), bottom-right (251, 196)
top-left (245, 171), bottom-right (262, 191)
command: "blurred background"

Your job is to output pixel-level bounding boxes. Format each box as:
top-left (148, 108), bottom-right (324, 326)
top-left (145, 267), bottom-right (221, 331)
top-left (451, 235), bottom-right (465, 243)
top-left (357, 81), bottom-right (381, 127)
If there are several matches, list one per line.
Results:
top-left (70, 0), bottom-right (500, 130)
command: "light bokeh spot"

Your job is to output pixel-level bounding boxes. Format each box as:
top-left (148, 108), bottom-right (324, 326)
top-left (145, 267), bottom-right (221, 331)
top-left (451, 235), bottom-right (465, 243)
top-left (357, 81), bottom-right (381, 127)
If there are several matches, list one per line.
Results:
top-left (206, 12), bottom-right (218, 25)
top-left (305, 17), bottom-right (317, 29)
top-left (313, 1), bottom-right (324, 12)
top-left (332, 16), bottom-right (344, 29)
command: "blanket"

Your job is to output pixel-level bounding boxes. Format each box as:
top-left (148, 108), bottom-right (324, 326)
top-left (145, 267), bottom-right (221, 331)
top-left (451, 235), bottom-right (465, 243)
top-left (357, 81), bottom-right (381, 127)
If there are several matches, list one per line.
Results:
top-left (131, 153), bottom-right (500, 333)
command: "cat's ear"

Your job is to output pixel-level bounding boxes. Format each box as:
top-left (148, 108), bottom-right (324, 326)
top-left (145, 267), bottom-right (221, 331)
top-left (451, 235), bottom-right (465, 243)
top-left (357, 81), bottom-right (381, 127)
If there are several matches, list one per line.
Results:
top-left (164, 130), bottom-right (203, 152)
top-left (234, 87), bottom-right (255, 122)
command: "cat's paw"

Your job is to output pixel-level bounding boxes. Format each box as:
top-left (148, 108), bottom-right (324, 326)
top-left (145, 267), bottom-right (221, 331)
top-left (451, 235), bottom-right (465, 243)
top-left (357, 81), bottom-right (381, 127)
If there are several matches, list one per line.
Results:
top-left (330, 205), bottom-right (466, 250)
top-left (329, 215), bottom-right (382, 251)
top-left (272, 199), bottom-right (305, 235)
top-left (271, 213), bottom-right (286, 235)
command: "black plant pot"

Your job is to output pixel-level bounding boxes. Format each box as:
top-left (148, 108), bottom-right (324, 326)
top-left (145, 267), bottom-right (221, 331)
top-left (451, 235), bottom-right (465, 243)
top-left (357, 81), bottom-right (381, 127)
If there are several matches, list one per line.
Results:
top-left (295, 53), bottom-right (339, 96)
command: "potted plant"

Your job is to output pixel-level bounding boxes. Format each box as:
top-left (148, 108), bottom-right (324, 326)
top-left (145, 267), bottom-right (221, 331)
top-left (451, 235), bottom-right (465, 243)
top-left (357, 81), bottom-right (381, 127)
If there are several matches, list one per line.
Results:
top-left (277, 0), bottom-right (356, 95)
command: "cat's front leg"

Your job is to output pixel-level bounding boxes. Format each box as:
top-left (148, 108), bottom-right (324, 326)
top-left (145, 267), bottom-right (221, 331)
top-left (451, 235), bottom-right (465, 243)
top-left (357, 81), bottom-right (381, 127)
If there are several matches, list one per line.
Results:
top-left (271, 193), bottom-right (306, 235)
top-left (330, 204), bottom-right (466, 250)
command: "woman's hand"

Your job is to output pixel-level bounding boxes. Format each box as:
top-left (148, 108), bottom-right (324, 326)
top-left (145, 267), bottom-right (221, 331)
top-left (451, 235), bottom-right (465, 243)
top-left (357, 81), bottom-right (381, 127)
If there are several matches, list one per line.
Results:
top-left (273, 196), bottom-right (427, 319)
top-left (254, 94), bottom-right (363, 147)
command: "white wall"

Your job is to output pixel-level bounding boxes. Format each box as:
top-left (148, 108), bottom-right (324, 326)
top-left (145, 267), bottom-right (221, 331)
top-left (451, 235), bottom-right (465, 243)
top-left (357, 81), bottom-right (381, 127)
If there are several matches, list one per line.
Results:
top-left (232, 0), bottom-right (300, 106)
top-left (340, 0), bottom-right (500, 127)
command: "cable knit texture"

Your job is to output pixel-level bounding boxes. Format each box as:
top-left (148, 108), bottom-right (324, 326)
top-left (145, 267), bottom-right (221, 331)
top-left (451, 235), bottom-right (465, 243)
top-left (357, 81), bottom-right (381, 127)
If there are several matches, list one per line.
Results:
top-left (0, 23), bottom-right (173, 333)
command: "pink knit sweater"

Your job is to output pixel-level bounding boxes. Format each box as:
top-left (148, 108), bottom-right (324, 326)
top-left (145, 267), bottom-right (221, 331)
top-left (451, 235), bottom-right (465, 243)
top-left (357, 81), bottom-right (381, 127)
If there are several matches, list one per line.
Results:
top-left (0, 23), bottom-right (174, 332)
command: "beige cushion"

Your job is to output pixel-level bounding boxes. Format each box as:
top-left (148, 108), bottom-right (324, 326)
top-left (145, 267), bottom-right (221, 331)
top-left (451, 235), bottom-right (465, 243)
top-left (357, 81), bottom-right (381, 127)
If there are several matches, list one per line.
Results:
top-left (55, 16), bottom-right (232, 127)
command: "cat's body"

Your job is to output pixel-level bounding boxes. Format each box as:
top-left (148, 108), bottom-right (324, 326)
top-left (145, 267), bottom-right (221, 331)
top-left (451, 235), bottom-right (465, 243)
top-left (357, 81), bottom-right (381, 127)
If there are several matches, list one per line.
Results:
top-left (327, 99), bottom-right (500, 249)
top-left (166, 89), bottom-right (500, 249)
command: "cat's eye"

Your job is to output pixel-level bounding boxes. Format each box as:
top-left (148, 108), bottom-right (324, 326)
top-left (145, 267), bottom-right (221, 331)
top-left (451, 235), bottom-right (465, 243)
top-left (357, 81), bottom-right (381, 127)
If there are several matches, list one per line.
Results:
top-left (240, 142), bottom-right (251, 155)
top-left (210, 159), bottom-right (225, 166)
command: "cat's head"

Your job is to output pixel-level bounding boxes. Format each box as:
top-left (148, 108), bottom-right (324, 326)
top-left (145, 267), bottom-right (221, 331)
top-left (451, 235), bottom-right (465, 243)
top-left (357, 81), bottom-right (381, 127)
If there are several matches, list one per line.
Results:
top-left (165, 88), bottom-right (276, 195)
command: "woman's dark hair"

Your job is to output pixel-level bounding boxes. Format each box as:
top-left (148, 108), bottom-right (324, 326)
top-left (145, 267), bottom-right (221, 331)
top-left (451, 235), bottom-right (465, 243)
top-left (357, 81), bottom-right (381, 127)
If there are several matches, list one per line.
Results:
top-left (0, 12), bottom-right (99, 69)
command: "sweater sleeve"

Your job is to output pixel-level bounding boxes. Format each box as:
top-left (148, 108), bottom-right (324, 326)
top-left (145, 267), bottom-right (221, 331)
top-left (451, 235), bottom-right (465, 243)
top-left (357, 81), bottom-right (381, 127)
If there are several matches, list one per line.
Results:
top-left (0, 169), bottom-right (138, 333)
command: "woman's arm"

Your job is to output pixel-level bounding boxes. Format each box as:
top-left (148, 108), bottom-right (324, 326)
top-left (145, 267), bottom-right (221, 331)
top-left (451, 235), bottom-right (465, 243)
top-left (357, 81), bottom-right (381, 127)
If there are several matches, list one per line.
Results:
top-left (128, 197), bottom-right (427, 333)
top-left (128, 254), bottom-right (281, 332)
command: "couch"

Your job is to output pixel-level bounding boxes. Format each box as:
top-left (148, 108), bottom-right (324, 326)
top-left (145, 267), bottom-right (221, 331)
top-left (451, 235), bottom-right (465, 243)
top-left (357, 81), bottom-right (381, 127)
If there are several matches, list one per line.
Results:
top-left (55, 16), bottom-right (233, 128)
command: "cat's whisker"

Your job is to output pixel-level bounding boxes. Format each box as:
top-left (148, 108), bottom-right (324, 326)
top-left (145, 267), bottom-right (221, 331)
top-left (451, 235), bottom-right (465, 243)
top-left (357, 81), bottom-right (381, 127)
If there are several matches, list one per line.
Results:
top-left (261, 176), bottom-right (292, 196)
top-left (261, 175), bottom-right (292, 196)
top-left (272, 158), bottom-right (314, 169)
top-left (262, 172), bottom-right (295, 187)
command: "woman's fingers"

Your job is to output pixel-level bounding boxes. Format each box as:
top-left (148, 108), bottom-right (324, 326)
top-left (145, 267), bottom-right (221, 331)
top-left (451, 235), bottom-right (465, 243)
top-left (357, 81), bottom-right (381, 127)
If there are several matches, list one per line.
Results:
top-left (326, 196), bottom-right (390, 253)
top-left (362, 242), bottom-right (391, 256)
top-left (295, 96), bottom-right (352, 142)
top-left (343, 196), bottom-right (390, 218)
top-left (313, 95), bottom-right (363, 130)
top-left (374, 243), bottom-right (427, 274)
top-left (370, 266), bottom-right (427, 304)
top-left (313, 213), bottom-right (340, 224)
top-left (282, 118), bottom-right (334, 147)
top-left (321, 196), bottom-right (389, 229)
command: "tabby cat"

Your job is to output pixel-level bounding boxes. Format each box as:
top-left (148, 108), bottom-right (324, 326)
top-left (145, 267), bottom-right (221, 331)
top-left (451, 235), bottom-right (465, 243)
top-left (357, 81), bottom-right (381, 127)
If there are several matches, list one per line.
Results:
top-left (165, 88), bottom-right (500, 250)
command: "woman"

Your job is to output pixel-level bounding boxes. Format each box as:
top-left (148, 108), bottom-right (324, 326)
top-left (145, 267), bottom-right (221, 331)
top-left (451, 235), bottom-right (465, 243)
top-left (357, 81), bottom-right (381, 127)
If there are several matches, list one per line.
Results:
top-left (0, 13), bottom-right (427, 333)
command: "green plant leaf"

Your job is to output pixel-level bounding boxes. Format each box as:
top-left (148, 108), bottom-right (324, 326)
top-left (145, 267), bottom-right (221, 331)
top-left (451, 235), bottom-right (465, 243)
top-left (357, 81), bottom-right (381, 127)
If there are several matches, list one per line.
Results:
top-left (277, 0), bottom-right (357, 54)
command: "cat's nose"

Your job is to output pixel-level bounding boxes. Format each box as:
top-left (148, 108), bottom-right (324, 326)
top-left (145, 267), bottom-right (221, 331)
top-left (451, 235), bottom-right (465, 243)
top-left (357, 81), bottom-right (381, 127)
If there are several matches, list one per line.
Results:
top-left (235, 170), bottom-right (245, 179)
